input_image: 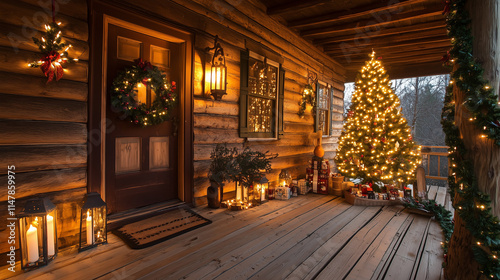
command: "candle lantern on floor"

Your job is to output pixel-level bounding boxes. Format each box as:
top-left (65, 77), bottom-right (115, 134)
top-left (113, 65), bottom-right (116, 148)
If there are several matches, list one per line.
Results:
top-left (279, 169), bottom-right (292, 187)
top-left (254, 176), bottom-right (269, 205)
top-left (79, 192), bottom-right (107, 252)
top-left (17, 196), bottom-right (57, 270)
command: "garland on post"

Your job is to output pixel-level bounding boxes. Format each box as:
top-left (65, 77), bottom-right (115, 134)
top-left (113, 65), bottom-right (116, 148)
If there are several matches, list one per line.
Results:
top-left (110, 59), bottom-right (177, 126)
top-left (441, 0), bottom-right (500, 278)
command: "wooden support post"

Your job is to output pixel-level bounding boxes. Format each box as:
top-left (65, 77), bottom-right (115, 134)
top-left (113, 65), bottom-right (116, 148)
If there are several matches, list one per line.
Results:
top-left (446, 1), bottom-right (500, 279)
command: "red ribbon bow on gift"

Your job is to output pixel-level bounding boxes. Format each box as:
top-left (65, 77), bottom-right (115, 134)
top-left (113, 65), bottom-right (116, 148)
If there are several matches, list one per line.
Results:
top-left (40, 50), bottom-right (64, 83)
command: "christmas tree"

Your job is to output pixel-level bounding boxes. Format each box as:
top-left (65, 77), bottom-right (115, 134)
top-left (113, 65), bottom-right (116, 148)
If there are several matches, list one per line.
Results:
top-left (335, 51), bottom-right (421, 185)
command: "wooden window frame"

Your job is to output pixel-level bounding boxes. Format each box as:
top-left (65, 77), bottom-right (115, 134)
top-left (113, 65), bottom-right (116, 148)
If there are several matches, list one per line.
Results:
top-left (239, 50), bottom-right (285, 140)
top-left (315, 81), bottom-right (334, 137)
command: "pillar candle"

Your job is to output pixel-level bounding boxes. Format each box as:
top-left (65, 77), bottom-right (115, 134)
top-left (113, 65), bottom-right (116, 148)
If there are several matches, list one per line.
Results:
top-left (26, 224), bottom-right (39, 263)
top-left (261, 186), bottom-right (265, 201)
top-left (86, 211), bottom-right (94, 245)
top-left (46, 214), bottom-right (55, 256)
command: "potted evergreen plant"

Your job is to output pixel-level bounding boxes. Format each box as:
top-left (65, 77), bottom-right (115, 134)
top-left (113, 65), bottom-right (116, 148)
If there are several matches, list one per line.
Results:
top-left (207, 144), bottom-right (238, 208)
top-left (230, 147), bottom-right (278, 202)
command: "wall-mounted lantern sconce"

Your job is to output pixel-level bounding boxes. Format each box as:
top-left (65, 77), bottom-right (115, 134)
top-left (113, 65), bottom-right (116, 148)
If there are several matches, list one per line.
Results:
top-left (206, 35), bottom-right (227, 100)
top-left (79, 192), bottom-right (107, 252)
top-left (17, 196), bottom-right (58, 271)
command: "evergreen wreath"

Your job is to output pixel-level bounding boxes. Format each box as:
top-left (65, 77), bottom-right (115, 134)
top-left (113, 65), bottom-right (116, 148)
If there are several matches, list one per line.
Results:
top-left (298, 84), bottom-right (315, 117)
top-left (110, 58), bottom-right (177, 126)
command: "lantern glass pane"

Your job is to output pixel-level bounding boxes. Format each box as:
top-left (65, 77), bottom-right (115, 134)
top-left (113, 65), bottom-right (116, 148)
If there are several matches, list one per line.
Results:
top-left (20, 216), bottom-right (43, 267)
top-left (210, 65), bottom-right (226, 92)
top-left (46, 209), bottom-right (57, 258)
top-left (94, 206), bottom-right (107, 244)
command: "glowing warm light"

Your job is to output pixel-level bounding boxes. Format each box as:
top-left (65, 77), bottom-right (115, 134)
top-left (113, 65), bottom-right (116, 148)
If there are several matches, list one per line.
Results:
top-left (334, 51), bottom-right (419, 184)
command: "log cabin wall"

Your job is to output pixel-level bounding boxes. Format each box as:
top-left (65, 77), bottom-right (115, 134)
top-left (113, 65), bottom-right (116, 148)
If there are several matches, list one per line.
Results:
top-left (0, 0), bottom-right (89, 256)
top-left (0, 0), bottom-right (346, 257)
top-left (111, 0), bottom-right (346, 205)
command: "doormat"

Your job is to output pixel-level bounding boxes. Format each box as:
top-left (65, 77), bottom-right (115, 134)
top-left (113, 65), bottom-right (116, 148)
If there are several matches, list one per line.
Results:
top-left (113, 207), bottom-right (211, 249)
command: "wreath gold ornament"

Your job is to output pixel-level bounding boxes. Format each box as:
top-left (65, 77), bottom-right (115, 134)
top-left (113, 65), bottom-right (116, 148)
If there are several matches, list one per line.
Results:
top-left (110, 59), bottom-right (177, 126)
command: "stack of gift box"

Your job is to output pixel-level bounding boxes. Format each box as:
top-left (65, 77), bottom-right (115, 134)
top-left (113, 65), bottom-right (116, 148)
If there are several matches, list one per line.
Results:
top-left (348, 184), bottom-right (413, 200)
top-left (306, 158), bottom-right (330, 194)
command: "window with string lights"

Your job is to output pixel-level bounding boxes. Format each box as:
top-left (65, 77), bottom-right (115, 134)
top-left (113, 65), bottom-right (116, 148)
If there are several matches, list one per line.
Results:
top-left (316, 81), bottom-right (332, 136)
top-left (239, 51), bottom-right (284, 139)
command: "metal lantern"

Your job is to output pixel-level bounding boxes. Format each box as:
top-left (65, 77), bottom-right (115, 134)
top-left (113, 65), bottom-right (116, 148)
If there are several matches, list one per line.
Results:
top-left (279, 169), bottom-right (292, 187)
top-left (79, 192), bottom-right (107, 252)
top-left (207, 35), bottom-right (227, 100)
top-left (17, 196), bottom-right (57, 270)
top-left (254, 176), bottom-right (269, 205)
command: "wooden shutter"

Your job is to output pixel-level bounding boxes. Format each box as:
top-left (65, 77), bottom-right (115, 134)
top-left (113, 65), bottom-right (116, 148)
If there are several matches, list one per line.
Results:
top-left (239, 50), bottom-right (250, 138)
top-left (314, 81), bottom-right (320, 132)
top-left (329, 85), bottom-right (334, 136)
top-left (278, 66), bottom-right (285, 139)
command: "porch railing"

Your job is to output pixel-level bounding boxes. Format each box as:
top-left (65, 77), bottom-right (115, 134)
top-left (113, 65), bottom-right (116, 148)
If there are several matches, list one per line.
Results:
top-left (420, 145), bottom-right (449, 181)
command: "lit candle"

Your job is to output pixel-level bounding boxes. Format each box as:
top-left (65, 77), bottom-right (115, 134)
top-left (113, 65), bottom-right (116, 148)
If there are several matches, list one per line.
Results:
top-left (46, 214), bottom-right (55, 256)
top-left (261, 186), bottom-right (265, 201)
top-left (26, 224), bottom-right (39, 263)
top-left (86, 211), bottom-right (93, 245)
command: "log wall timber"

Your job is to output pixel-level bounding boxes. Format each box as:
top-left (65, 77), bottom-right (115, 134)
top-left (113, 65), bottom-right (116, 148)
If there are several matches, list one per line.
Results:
top-left (0, 0), bottom-right (345, 258)
top-left (117, 0), bottom-right (345, 204)
top-left (0, 0), bottom-right (88, 258)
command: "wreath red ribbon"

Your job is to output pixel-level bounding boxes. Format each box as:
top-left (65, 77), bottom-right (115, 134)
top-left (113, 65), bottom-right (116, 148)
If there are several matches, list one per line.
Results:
top-left (40, 50), bottom-right (64, 83)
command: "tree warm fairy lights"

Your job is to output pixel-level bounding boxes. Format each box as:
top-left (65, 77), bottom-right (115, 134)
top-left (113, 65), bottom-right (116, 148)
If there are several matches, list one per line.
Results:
top-left (335, 51), bottom-right (421, 185)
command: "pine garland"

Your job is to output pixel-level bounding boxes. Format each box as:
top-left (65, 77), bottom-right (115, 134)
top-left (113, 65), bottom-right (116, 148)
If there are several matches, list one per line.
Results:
top-left (442, 0), bottom-right (500, 278)
top-left (402, 197), bottom-right (454, 263)
top-left (298, 84), bottom-right (315, 117)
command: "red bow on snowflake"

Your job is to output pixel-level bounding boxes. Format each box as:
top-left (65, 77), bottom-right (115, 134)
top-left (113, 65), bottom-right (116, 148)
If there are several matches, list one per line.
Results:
top-left (40, 50), bottom-right (64, 83)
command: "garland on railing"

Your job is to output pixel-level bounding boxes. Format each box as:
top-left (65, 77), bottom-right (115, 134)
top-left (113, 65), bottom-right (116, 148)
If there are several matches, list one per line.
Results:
top-left (441, 0), bottom-right (500, 278)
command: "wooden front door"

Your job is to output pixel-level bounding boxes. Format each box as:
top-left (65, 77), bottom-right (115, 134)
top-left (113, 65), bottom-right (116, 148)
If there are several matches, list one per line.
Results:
top-left (105, 24), bottom-right (182, 213)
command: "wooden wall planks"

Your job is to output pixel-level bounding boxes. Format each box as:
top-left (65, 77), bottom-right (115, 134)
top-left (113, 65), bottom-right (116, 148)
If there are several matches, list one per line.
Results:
top-left (0, 0), bottom-right (89, 257)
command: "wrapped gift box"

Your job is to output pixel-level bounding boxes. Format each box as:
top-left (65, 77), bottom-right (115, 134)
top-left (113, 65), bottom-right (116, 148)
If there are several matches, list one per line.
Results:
top-left (275, 186), bottom-right (291, 200)
top-left (298, 179), bottom-right (308, 195)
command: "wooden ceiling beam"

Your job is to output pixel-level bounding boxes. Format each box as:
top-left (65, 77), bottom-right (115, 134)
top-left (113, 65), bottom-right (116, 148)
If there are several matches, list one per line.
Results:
top-left (323, 36), bottom-right (450, 54)
top-left (344, 61), bottom-right (448, 82)
top-left (301, 5), bottom-right (444, 37)
top-left (345, 53), bottom-right (445, 65)
top-left (321, 28), bottom-right (447, 50)
top-left (339, 46), bottom-right (451, 62)
top-left (313, 20), bottom-right (446, 45)
top-left (289, 0), bottom-right (425, 29)
top-left (266, 0), bottom-right (330, 16)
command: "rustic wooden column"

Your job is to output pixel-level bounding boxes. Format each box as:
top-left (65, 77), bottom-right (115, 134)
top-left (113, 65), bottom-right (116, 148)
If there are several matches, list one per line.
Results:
top-left (446, 1), bottom-right (500, 279)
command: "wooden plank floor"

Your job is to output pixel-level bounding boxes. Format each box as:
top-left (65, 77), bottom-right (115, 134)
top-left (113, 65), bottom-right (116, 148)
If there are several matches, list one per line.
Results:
top-left (1, 194), bottom-right (445, 280)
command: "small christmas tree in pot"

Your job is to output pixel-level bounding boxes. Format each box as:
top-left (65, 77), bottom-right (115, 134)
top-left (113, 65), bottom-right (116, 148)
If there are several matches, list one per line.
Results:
top-left (207, 144), bottom-right (238, 208)
top-left (334, 51), bottom-right (421, 188)
top-left (230, 147), bottom-right (277, 206)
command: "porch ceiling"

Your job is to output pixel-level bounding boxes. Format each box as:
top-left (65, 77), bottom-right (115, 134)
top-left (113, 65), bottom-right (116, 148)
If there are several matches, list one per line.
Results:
top-left (260, 0), bottom-right (451, 82)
